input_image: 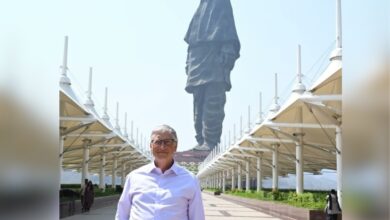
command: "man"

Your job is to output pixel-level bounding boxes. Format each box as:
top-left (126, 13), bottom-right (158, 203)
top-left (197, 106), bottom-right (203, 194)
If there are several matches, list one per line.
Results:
top-left (115, 125), bottom-right (205, 220)
top-left (185, 0), bottom-right (240, 151)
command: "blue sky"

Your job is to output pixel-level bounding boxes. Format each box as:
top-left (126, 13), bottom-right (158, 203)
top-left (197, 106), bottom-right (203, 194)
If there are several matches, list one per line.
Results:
top-left (10, 0), bottom-right (337, 152)
top-left (0, 1), bottom-right (386, 152)
top-left (1, 1), bottom-right (361, 153)
top-left (0, 0), bottom-right (339, 188)
top-left (1, 2), bottom-right (389, 218)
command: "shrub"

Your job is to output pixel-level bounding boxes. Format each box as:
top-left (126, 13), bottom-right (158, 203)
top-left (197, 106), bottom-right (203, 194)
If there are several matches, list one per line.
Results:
top-left (225, 189), bottom-right (326, 210)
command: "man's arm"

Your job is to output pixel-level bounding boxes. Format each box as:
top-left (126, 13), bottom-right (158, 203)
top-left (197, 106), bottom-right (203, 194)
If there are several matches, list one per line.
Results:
top-left (188, 178), bottom-right (205, 220)
top-left (185, 48), bottom-right (190, 75)
top-left (221, 43), bottom-right (239, 71)
top-left (115, 174), bottom-right (132, 220)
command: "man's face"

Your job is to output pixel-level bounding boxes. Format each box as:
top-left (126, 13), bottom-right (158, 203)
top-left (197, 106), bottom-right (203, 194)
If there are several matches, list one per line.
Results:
top-left (150, 131), bottom-right (177, 161)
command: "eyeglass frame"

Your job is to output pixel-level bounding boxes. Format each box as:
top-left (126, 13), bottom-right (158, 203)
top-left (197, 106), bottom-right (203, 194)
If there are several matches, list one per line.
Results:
top-left (151, 138), bottom-right (177, 147)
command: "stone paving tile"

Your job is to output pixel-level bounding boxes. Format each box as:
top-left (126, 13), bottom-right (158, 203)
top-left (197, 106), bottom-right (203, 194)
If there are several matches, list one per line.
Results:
top-left (202, 193), bottom-right (282, 220)
top-left (227, 210), bottom-right (272, 217)
top-left (206, 207), bottom-right (255, 211)
top-left (204, 210), bottom-right (225, 216)
top-left (63, 205), bottom-right (116, 220)
top-left (64, 192), bottom-right (282, 220)
top-left (205, 217), bottom-right (279, 220)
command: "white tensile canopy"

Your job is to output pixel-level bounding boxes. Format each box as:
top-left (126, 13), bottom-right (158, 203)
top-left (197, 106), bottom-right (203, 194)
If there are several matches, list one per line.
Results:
top-left (197, 55), bottom-right (342, 195)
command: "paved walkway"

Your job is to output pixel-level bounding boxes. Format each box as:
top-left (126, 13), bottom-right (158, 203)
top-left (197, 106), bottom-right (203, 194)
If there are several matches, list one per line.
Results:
top-left (64, 192), bottom-right (282, 220)
top-left (202, 193), bottom-right (282, 220)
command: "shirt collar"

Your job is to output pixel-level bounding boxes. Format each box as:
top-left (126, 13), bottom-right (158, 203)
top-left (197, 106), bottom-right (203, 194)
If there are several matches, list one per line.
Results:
top-left (146, 160), bottom-right (181, 175)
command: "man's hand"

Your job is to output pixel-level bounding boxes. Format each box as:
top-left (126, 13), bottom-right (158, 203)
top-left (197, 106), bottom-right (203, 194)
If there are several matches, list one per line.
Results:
top-left (221, 44), bottom-right (237, 70)
top-left (221, 52), bottom-right (236, 70)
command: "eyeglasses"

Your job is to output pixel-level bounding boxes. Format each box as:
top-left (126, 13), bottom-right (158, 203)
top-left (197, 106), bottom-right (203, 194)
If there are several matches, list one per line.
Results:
top-left (151, 139), bottom-right (176, 147)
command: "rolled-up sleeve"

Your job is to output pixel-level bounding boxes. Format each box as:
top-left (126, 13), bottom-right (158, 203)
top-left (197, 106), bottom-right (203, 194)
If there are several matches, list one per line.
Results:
top-left (115, 174), bottom-right (132, 220)
top-left (188, 177), bottom-right (205, 220)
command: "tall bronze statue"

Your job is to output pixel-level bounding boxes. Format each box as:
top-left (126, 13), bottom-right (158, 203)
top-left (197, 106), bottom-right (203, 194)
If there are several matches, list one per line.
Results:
top-left (185, 0), bottom-right (240, 151)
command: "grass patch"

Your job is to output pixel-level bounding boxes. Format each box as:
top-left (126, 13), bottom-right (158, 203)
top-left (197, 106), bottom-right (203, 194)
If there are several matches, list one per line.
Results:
top-left (208, 188), bottom-right (327, 210)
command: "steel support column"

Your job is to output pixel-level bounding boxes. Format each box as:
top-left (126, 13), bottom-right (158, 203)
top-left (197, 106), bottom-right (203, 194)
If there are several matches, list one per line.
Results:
top-left (272, 144), bottom-right (279, 191)
top-left (245, 160), bottom-right (250, 192)
top-left (81, 139), bottom-right (90, 187)
top-left (257, 153), bottom-right (263, 192)
top-left (237, 163), bottom-right (242, 190)
top-left (336, 126), bottom-right (342, 207)
top-left (121, 162), bottom-right (126, 187)
top-left (112, 156), bottom-right (117, 189)
top-left (99, 149), bottom-right (106, 191)
top-left (296, 133), bottom-right (304, 194)
top-left (231, 168), bottom-right (235, 190)
top-left (59, 135), bottom-right (65, 190)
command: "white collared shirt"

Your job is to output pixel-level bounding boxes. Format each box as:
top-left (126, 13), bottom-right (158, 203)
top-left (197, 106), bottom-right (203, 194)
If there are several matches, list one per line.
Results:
top-left (115, 161), bottom-right (205, 220)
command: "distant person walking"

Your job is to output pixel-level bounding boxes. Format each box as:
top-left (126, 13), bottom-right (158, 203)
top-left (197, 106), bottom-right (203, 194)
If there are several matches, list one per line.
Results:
top-left (80, 178), bottom-right (88, 212)
top-left (84, 181), bottom-right (95, 212)
top-left (324, 189), bottom-right (342, 220)
top-left (115, 125), bottom-right (205, 220)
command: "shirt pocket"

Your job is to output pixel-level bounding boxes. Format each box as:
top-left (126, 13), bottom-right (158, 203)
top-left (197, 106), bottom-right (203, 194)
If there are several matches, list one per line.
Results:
top-left (159, 187), bottom-right (191, 210)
